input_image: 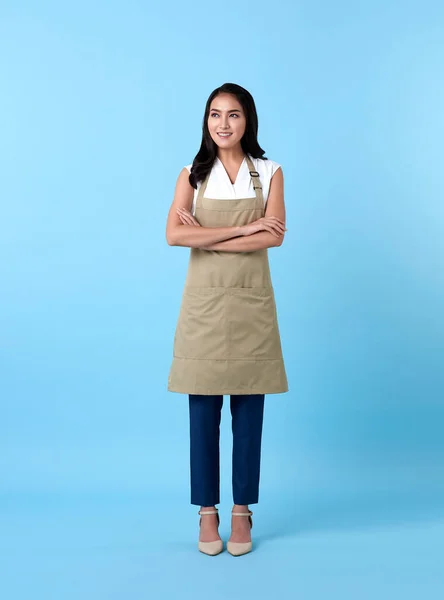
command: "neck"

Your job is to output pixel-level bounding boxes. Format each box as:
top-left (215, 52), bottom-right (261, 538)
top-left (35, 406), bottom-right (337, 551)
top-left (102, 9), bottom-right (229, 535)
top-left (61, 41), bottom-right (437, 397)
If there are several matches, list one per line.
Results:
top-left (217, 147), bottom-right (247, 164)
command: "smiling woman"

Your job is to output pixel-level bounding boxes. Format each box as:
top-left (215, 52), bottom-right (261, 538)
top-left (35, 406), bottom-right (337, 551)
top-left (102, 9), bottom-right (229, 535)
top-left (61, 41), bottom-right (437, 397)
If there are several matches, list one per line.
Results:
top-left (165, 82), bottom-right (288, 557)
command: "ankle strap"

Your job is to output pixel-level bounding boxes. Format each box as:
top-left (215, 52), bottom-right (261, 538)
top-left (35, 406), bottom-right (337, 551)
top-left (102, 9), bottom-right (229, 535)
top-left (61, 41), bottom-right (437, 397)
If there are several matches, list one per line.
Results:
top-left (198, 509), bottom-right (219, 515)
top-left (232, 510), bottom-right (253, 516)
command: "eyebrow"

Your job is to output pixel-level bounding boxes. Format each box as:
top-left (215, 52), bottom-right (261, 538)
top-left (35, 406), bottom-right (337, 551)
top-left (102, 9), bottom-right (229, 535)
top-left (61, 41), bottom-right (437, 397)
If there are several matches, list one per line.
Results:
top-left (210, 108), bottom-right (242, 112)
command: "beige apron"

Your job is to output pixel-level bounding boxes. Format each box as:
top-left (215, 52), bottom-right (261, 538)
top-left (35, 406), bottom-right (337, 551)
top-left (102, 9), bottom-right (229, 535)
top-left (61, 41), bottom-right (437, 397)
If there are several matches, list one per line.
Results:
top-left (168, 155), bottom-right (288, 395)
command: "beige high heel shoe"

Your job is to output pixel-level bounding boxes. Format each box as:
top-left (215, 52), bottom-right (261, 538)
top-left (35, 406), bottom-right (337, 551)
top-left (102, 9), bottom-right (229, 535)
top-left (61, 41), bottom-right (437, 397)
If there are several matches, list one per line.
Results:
top-left (227, 510), bottom-right (253, 556)
top-left (197, 508), bottom-right (224, 556)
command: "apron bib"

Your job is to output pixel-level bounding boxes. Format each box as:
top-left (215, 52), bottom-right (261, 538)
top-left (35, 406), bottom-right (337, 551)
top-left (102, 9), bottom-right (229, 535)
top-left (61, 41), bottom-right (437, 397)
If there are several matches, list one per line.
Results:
top-left (168, 155), bottom-right (288, 395)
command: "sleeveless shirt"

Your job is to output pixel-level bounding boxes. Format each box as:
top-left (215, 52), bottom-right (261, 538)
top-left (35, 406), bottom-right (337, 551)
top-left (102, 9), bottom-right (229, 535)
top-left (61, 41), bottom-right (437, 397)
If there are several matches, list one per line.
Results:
top-left (184, 153), bottom-right (281, 215)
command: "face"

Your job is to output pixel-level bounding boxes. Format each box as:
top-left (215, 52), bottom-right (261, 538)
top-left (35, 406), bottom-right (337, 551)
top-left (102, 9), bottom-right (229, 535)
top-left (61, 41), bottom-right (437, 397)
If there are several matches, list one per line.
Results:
top-left (207, 93), bottom-right (246, 149)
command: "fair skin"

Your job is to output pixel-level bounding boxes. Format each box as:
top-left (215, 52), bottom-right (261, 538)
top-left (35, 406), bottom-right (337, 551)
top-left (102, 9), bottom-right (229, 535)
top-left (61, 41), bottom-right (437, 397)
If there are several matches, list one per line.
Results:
top-left (167, 93), bottom-right (286, 544)
top-left (165, 92), bottom-right (287, 251)
top-left (199, 504), bottom-right (252, 545)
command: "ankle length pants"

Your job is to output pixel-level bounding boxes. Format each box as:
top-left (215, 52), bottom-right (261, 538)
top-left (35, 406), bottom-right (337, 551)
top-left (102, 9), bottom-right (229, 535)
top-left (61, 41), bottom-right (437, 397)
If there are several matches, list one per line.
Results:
top-left (189, 393), bottom-right (265, 506)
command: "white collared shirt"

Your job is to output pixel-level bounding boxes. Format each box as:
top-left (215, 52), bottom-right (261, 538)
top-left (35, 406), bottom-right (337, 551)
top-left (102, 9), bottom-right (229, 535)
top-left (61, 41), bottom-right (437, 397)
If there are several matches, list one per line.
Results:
top-left (184, 153), bottom-right (282, 215)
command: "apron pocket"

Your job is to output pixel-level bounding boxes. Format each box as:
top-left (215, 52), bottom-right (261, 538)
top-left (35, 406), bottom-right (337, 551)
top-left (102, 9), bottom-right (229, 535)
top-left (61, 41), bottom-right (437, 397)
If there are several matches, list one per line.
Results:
top-left (226, 287), bottom-right (281, 360)
top-left (174, 287), bottom-right (227, 359)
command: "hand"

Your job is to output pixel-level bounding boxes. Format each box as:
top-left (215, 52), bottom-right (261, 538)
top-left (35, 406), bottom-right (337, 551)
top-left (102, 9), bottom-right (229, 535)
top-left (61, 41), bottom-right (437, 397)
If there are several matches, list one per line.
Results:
top-left (176, 207), bottom-right (201, 226)
top-left (241, 216), bottom-right (287, 237)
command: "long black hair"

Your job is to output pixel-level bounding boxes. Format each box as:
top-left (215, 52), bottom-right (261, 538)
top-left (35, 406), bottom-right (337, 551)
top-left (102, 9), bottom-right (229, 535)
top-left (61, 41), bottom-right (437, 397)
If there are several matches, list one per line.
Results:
top-left (189, 83), bottom-right (268, 189)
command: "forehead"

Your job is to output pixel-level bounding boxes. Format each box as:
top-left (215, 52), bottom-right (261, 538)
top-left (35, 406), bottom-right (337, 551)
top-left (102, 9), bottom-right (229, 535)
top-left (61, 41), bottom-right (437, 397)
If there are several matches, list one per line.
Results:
top-left (210, 94), bottom-right (243, 112)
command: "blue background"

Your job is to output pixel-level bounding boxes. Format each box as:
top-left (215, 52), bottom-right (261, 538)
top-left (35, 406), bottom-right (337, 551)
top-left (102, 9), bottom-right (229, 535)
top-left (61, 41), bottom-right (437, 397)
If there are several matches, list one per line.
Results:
top-left (1, 0), bottom-right (443, 597)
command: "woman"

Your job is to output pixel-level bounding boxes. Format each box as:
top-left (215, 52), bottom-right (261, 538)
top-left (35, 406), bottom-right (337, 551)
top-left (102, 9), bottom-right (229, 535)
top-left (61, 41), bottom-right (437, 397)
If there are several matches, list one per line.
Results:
top-left (166, 83), bottom-right (289, 556)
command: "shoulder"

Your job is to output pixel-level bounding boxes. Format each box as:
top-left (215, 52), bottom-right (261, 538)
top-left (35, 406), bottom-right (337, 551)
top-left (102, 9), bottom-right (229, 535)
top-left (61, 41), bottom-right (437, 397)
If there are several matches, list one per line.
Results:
top-left (249, 154), bottom-right (282, 178)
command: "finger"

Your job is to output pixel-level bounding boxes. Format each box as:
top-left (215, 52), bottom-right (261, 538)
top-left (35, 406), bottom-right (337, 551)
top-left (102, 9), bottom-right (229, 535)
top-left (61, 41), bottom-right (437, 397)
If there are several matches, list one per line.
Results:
top-left (262, 224), bottom-right (280, 237)
top-left (178, 210), bottom-right (199, 225)
top-left (264, 218), bottom-right (284, 229)
top-left (270, 226), bottom-right (281, 237)
top-left (179, 214), bottom-right (194, 225)
top-left (268, 217), bottom-right (286, 226)
top-left (269, 223), bottom-right (285, 237)
top-left (176, 209), bottom-right (194, 225)
top-left (267, 221), bottom-right (285, 234)
top-left (274, 219), bottom-right (285, 233)
top-left (269, 219), bottom-right (286, 229)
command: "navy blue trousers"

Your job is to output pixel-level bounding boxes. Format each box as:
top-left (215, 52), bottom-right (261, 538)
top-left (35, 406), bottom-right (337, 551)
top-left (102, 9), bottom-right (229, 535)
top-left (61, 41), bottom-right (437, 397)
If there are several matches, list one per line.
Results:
top-left (189, 394), bottom-right (265, 506)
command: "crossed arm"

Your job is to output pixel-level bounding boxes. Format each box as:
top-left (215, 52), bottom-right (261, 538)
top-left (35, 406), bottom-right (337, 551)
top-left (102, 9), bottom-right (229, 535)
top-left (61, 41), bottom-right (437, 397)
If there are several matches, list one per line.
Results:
top-left (201, 230), bottom-right (283, 252)
top-left (166, 166), bottom-right (287, 252)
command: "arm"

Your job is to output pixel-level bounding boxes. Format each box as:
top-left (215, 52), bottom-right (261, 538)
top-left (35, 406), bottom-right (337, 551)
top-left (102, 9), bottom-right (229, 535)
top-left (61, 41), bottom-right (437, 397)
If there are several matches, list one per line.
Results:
top-left (202, 166), bottom-right (287, 252)
top-left (201, 230), bottom-right (280, 252)
top-left (170, 224), bottom-right (244, 248)
top-left (165, 168), bottom-right (244, 248)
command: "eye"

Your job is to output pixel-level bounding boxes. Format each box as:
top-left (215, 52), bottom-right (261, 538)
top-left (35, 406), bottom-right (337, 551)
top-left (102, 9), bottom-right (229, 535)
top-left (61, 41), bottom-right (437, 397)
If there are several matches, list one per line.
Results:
top-left (210, 112), bottom-right (240, 118)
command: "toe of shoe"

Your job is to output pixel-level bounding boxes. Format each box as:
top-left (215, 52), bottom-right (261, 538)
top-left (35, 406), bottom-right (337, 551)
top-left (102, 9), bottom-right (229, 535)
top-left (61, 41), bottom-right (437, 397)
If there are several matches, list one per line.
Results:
top-left (198, 539), bottom-right (224, 555)
top-left (226, 541), bottom-right (252, 556)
